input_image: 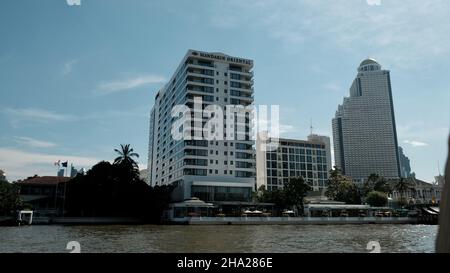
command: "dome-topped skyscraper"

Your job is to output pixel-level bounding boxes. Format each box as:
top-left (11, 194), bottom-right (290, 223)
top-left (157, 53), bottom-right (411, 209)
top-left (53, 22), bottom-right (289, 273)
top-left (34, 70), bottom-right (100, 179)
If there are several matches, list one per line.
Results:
top-left (332, 58), bottom-right (401, 182)
top-left (358, 58), bottom-right (381, 72)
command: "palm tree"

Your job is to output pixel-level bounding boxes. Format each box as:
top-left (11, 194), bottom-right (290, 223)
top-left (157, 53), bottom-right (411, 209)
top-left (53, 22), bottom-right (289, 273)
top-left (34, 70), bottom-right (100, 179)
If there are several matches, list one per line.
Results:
top-left (114, 144), bottom-right (140, 181)
top-left (394, 178), bottom-right (411, 207)
top-left (114, 144), bottom-right (139, 167)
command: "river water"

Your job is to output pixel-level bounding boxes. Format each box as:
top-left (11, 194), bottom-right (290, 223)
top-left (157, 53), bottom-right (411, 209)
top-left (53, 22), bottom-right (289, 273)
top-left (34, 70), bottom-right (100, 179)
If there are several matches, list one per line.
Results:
top-left (0, 224), bottom-right (437, 253)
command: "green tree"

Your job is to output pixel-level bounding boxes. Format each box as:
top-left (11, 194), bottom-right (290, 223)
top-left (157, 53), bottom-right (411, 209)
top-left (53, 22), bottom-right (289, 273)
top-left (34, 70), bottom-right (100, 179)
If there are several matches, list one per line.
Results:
top-left (394, 178), bottom-right (413, 208)
top-left (256, 186), bottom-right (288, 213)
top-left (253, 185), bottom-right (267, 202)
top-left (114, 144), bottom-right (140, 181)
top-left (325, 167), bottom-right (345, 200)
top-left (283, 177), bottom-right (312, 216)
top-left (65, 146), bottom-right (174, 222)
top-left (373, 177), bottom-right (391, 194)
top-left (325, 167), bottom-right (361, 204)
top-left (365, 191), bottom-right (388, 207)
top-left (0, 173), bottom-right (23, 216)
top-left (361, 174), bottom-right (391, 200)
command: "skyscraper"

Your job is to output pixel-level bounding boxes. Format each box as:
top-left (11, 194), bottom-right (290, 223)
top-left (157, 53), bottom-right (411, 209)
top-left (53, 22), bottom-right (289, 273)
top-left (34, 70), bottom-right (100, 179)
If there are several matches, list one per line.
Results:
top-left (148, 50), bottom-right (255, 203)
top-left (57, 168), bottom-right (64, 177)
top-left (398, 146), bottom-right (412, 178)
top-left (332, 58), bottom-right (401, 182)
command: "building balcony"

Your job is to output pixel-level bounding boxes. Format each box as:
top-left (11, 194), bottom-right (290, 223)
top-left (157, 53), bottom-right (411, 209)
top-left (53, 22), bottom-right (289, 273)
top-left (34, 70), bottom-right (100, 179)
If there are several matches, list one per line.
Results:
top-left (186, 77), bottom-right (214, 86)
top-left (229, 68), bottom-right (253, 78)
top-left (186, 68), bottom-right (215, 78)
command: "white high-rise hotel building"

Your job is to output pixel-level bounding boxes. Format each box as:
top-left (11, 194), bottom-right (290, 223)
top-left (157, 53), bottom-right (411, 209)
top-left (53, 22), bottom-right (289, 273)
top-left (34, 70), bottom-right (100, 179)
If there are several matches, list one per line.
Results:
top-left (332, 58), bottom-right (401, 182)
top-left (148, 50), bottom-right (255, 202)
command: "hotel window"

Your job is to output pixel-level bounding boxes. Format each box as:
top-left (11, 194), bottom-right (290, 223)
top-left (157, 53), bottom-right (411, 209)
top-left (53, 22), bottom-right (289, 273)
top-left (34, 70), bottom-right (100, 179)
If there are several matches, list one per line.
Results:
top-left (209, 169), bottom-right (212, 174)
top-left (215, 170), bottom-right (218, 174)
top-left (224, 170), bottom-right (227, 174)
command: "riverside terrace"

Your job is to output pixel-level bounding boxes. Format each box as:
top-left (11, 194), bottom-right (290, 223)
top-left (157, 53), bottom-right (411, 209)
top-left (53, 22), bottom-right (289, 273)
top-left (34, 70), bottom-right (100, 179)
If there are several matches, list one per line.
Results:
top-left (162, 198), bottom-right (419, 224)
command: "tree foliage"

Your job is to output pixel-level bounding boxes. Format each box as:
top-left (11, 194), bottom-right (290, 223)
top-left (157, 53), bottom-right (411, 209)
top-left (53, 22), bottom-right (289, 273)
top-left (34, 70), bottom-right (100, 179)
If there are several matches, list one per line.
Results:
top-left (325, 167), bottom-right (361, 204)
top-left (362, 174), bottom-right (391, 197)
top-left (0, 174), bottom-right (23, 216)
top-left (256, 177), bottom-right (312, 215)
top-left (365, 191), bottom-right (388, 207)
top-left (394, 178), bottom-right (414, 207)
top-left (283, 177), bottom-right (312, 215)
top-left (64, 145), bottom-right (173, 223)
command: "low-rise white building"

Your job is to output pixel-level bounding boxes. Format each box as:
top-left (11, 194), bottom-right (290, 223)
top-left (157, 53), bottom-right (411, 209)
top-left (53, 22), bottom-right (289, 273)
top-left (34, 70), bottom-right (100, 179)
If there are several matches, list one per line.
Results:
top-left (256, 132), bottom-right (332, 192)
top-left (390, 177), bottom-right (443, 205)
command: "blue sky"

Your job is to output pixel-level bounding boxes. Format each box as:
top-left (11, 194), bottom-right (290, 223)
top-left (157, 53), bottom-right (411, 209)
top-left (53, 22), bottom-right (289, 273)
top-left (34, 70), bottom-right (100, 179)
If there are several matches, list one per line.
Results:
top-left (0, 0), bottom-right (449, 182)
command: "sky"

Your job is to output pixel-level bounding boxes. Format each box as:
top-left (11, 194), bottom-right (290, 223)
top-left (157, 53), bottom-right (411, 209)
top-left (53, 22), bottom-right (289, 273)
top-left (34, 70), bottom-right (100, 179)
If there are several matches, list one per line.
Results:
top-left (0, 0), bottom-right (449, 182)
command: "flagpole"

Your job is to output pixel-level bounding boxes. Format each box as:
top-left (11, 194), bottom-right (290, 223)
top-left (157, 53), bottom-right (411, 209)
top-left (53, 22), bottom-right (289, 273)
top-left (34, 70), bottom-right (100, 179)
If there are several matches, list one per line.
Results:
top-left (62, 162), bottom-right (69, 218)
top-left (54, 160), bottom-right (60, 216)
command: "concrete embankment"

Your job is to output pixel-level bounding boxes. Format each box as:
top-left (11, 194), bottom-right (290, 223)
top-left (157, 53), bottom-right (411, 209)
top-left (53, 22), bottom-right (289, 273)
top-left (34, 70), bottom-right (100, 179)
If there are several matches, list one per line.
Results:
top-left (32, 217), bottom-right (144, 225)
top-left (170, 216), bottom-right (418, 225)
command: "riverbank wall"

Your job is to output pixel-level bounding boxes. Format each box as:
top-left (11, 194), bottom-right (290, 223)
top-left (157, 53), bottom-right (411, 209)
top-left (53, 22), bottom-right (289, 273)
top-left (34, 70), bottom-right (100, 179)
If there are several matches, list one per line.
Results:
top-left (32, 217), bottom-right (144, 225)
top-left (168, 216), bottom-right (418, 225)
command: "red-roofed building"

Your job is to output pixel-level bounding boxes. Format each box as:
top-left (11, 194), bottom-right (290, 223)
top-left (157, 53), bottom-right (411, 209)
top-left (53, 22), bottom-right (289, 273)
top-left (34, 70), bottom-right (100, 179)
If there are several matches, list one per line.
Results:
top-left (16, 176), bottom-right (71, 217)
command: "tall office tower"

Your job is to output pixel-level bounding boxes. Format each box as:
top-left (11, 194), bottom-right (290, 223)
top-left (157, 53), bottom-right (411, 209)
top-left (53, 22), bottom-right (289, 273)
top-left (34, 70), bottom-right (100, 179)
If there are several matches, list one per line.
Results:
top-left (256, 132), bottom-right (331, 192)
top-left (70, 164), bottom-right (78, 178)
top-left (148, 50), bottom-right (255, 203)
top-left (398, 146), bottom-right (412, 178)
top-left (57, 169), bottom-right (64, 177)
top-left (332, 58), bottom-right (401, 182)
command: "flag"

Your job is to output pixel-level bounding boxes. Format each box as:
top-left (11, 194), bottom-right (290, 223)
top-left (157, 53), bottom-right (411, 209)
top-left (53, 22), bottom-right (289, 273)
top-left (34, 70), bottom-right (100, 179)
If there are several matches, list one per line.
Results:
top-left (54, 160), bottom-right (60, 166)
top-left (62, 161), bottom-right (68, 167)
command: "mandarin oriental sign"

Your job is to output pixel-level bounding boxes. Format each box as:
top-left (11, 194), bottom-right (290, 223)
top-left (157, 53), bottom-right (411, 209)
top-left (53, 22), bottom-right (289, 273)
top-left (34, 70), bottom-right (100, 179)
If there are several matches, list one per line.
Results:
top-left (197, 52), bottom-right (252, 65)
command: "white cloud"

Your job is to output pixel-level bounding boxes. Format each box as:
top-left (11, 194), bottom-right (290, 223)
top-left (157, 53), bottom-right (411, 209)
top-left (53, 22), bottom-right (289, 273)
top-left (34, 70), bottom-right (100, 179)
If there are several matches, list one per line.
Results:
top-left (3, 107), bottom-right (75, 126)
top-left (279, 124), bottom-right (297, 135)
top-left (0, 147), bottom-right (100, 181)
top-left (323, 82), bottom-right (342, 92)
top-left (404, 140), bottom-right (429, 147)
top-left (94, 74), bottom-right (166, 95)
top-left (15, 137), bottom-right (58, 148)
top-left (398, 122), bottom-right (449, 144)
top-left (210, 0), bottom-right (450, 69)
top-left (62, 59), bottom-right (78, 75)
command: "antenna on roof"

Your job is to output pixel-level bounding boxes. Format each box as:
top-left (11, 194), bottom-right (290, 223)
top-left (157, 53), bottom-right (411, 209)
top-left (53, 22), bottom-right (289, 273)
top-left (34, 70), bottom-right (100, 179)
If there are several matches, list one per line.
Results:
top-left (310, 118), bottom-right (314, 135)
top-left (438, 161), bottom-right (442, 176)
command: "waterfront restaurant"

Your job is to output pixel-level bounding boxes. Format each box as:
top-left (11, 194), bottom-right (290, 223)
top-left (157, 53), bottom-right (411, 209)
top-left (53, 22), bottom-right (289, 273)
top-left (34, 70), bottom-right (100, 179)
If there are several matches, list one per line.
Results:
top-left (164, 198), bottom-right (215, 220)
top-left (304, 204), bottom-right (394, 217)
